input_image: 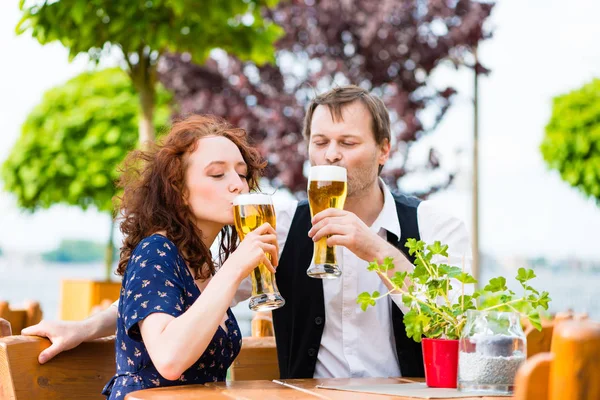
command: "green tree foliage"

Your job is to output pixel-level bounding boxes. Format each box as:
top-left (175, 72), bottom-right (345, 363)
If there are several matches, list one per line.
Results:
top-left (541, 79), bottom-right (600, 204)
top-left (2, 68), bottom-right (171, 277)
top-left (17, 0), bottom-right (282, 144)
top-left (2, 68), bottom-right (170, 213)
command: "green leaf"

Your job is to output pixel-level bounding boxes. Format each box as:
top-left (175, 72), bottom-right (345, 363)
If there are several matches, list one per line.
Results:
top-left (405, 238), bottom-right (425, 256)
top-left (380, 257), bottom-right (395, 272)
top-left (391, 271), bottom-right (408, 288)
top-left (412, 263), bottom-right (429, 283)
top-left (426, 241), bottom-right (449, 257)
top-left (455, 272), bottom-right (478, 284)
top-left (524, 285), bottom-right (540, 295)
top-left (484, 276), bottom-right (507, 293)
top-left (367, 260), bottom-right (380, 272)
top-left (537, 291), bottom-right (551, 309)
top-left (357, 291), bottom-right (377, 311)
top-left (516, 268), bottom-right (536, 283)
top-left (528, 310), bottom-right (542, 331)
top-left (404, 310), bottom-right (431, 342)
top-left (438, 264), bottom-right (463, 278)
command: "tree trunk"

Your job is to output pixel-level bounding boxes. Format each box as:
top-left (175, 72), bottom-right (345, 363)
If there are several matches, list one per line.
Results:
top-left (130, 49), bottom-right (157, 147)
top-left (138, 81), bottom-right (156, 146)
top-left (105, 216), bottom-right (116, 281)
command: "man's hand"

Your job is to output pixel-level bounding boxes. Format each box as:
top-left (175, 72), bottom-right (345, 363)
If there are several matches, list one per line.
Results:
top-left (21, 320), bottom-right (89, 364)
top-left (308, 208), bottom-right (391, 263)
top-left (21, 304), bottom-right (119, 364)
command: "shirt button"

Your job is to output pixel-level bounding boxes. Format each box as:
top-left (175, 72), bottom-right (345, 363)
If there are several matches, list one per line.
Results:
top-left (315, 317), bottom-right (323, 325)
top-left (308, 348), bottom-right (317, 357)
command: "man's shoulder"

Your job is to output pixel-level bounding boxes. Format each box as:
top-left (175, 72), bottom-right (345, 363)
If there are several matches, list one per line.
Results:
top-left (389, 191), bottom-right (422, 209)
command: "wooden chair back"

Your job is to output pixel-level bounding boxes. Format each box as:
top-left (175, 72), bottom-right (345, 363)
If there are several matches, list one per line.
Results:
top-left (0, 302), bottom-right (42, 335)
top-left (229, 336), bottom-right (279, 381)
top-left (0, 319), bottom-right (11, 338)
top-left (229, 312), bottom-right (279, 381)
top-left (0, 335), bottom-right (115, 400)
top-left (515, 319), bottom-right (600, 400)
top-left (525, 321), bottom-right (554, 358)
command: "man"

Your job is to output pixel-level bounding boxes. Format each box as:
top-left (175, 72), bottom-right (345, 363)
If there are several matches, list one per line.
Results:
top-left (24, 85), bottom-right (471, 378)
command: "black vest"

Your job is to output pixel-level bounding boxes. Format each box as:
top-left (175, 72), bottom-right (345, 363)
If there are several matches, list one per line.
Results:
top-left (272, 193), bottom-right (425, 379)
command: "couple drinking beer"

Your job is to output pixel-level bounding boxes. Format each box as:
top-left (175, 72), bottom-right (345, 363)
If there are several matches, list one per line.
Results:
top-left (22, 85), bottom-right (472, 397)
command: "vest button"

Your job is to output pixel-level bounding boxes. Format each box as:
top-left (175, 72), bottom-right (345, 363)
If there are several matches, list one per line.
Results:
top-left (314, 317), bottom-right (323, 325)
top-left (308, 348), bottom-right (316, 357)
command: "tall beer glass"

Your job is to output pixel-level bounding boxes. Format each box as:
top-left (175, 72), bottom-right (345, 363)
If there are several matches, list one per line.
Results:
top-left (307, 165), bottom-right (347, 279)
top-left (233, 193), bottom-right (285, 311)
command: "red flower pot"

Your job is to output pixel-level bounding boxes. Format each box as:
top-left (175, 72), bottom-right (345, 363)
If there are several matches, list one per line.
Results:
top-left (422, 338), bottom-right (459, 388)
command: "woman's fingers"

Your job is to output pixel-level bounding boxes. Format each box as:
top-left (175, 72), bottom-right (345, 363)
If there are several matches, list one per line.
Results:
top-left (259, 242), bottom-right (278, 268)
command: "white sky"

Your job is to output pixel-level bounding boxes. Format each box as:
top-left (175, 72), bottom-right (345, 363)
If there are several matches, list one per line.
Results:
top-left (1, 0), bottom-right (600, 259)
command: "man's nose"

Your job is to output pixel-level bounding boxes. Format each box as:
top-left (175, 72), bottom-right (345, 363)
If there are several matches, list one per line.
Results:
top-left (325, 142), bottom-right (342, 164)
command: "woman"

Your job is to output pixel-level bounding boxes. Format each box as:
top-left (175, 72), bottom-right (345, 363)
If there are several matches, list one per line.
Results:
top-left (102, 115), bottom-right (278, 399)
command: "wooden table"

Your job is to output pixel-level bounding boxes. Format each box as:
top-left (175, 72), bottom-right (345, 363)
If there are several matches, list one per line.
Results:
top-left (125, 377), bottom-right (514, 399)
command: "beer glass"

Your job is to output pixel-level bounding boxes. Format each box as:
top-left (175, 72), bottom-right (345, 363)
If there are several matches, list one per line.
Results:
top-left (307, 165), bottom-right (348, 278)
top-left (232, 193), bottom-right (285, 311)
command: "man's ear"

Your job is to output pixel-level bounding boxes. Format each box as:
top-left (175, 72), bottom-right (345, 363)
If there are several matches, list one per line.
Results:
top-left (378, 138), bottom-right (391, 166)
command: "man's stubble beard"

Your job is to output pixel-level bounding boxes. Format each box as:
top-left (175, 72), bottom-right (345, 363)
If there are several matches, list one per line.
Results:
top-left (347, 162), bottom-right (380, 199)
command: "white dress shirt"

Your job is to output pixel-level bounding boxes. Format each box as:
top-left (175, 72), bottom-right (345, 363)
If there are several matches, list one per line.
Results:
top-left (271, 180), bottom-right (472, 378)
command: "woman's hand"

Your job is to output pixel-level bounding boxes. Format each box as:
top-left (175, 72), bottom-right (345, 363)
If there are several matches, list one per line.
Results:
top-left (223, 223), bottom-right (279, 282)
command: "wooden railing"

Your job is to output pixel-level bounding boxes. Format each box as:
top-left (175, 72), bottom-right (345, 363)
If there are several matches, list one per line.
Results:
top-left (0, 302), bottom-right (42, 336)
top-left (0, 335), bottom-right (115, 400)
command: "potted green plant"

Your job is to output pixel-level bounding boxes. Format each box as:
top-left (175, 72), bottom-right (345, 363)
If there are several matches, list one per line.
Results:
top-left (357, 239), bottom-right (551, 389)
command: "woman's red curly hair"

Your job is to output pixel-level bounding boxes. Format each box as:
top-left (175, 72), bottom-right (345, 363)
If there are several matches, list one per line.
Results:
top-left (115, 115), bottom-right (266, 279)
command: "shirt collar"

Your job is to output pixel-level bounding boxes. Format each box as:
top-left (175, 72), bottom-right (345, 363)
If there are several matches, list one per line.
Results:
top-left (370, 178), bottom-right (401, 239)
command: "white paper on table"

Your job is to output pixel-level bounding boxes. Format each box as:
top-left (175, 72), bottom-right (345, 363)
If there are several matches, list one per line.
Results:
top-left (316, 382), bottom-right (513, 399)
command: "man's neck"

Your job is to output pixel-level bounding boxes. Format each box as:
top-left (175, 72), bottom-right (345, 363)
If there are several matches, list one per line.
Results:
top-left (344, 180), bottom-right (385, 227)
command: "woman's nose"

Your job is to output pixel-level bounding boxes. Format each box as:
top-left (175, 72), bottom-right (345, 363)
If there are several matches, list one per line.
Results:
top-left (229, 174), bottom-right (245, 193)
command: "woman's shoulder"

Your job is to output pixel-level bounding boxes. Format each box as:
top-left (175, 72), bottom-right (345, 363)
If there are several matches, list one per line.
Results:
top-left (131, 234), bottom-right (179, 260)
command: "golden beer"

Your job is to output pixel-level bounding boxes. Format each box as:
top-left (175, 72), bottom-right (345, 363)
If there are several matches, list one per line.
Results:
top-left (232, 193), bottom-right (285, 311)
top-left (307, 166), bottom-right (347, 278)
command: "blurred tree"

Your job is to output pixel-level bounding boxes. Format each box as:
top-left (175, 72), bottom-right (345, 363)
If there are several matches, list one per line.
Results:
top-left (541, 78), bottom-right (600, 205)
top-left (42, 239), bottom-right (118, 264)
top-left (159, 0), bottom-right (494, 194)
top-left (17, 0), bottom-right (283, 146)
top-left (1, 68), bottom-right (171, 279)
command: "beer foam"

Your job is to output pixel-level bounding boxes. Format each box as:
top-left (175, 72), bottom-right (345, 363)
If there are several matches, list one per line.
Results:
top-left (232, 193), bottom-right (272, 206)
top-left (308, 165), bottom-right (347, 182)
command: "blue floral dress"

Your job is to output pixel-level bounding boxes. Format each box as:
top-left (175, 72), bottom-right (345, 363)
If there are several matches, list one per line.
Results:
top-left (102, 234), bottom-right (242, 399)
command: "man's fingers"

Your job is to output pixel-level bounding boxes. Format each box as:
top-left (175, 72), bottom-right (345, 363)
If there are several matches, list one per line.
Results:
top-left (311, 224), bottom-right (348, 242)
top-left (308, 216), bottom-right (346, 238)
top-left (38, 342), bottom-right (63, 364)
top-left (21, 324), bottom-right (47, 337)
top-left (311, 208), bottom-right (346, 224)
top-left (326, 235), bottom-right (348, 248)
